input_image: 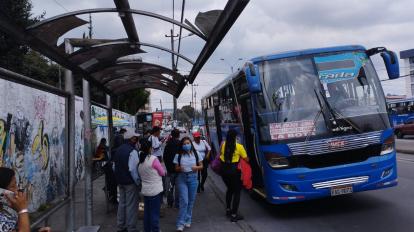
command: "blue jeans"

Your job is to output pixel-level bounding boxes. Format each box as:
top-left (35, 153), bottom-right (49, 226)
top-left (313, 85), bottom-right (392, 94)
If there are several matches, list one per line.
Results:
top-left (143, 193), bottom-right (162, 232)
top-left (117, 184), bottom-right (139, 232)
top-left (176, 172), bottom-right (198, 228)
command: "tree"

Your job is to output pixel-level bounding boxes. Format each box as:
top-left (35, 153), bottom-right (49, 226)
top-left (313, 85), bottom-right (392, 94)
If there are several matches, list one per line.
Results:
top-left (181, 105), bottom-right (195, 119)
top-left (116, 89), bottom-right (150, 115)
top-left (0, 0), bottom-right (44, 73)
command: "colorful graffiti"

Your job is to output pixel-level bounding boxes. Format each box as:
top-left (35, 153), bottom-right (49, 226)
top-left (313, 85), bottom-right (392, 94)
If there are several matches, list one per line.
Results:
top-left (74, 96), bottom-right (85, 182)
top-left (0, 79), bottom-right (66, 211)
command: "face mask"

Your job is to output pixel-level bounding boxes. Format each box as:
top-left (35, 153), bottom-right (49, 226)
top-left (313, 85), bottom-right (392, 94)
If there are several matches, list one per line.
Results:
top-left (183, 144), bottom-right (192, 152)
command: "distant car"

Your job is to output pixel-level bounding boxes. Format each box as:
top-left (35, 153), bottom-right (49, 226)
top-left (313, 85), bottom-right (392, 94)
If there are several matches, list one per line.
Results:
top-left (394, 117), bottom-right (414, 138)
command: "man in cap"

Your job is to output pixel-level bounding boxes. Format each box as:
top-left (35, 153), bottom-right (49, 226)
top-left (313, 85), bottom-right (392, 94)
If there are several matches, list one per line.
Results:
top-left (114, 130), bottom-right (141, 232)
top-left (192, 131), bottom-right (211, 193)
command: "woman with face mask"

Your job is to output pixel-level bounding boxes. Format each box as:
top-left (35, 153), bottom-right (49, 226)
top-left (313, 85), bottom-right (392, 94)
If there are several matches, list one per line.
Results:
top-left (173, 137), bottom-right (203, 232)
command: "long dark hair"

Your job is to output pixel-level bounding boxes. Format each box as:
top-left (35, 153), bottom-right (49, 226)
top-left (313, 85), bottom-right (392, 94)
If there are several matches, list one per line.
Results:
top-left (139, 140), bottom-right (152, 164)
top-left (0, 167), bottom-right (15, 189)
top-left (179, 136), bottom-right (197, 155)
top-left (224, 129), bottom-right (237, 163)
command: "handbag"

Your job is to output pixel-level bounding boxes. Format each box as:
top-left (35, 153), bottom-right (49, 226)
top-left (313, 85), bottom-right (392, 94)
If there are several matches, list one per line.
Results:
top-left (211, 154), bottom-right (222, 175)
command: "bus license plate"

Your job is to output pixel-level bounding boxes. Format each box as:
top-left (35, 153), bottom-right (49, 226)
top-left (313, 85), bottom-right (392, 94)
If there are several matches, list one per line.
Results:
top-left (331, 185), bottom-right (353, 196)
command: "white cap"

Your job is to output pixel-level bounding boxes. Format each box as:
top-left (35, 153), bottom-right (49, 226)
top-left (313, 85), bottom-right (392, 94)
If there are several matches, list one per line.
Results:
top-left (124, 130), bottom-right (141, 139)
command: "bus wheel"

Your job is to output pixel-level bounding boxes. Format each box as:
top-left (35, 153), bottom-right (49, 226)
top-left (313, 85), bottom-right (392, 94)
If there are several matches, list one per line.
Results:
top-left (396, 130), bottom-right (404, 139)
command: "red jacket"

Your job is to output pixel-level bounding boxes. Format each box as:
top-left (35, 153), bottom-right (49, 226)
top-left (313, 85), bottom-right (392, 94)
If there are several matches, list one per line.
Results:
top-left (238, 158), bottom-right (252, 190)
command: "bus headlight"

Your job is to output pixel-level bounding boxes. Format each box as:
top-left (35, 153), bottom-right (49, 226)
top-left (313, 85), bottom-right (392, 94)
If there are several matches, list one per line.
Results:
top-left (380, 136), bottom-right (395, 155)
top-left (265, 153), bottom-right (290, 169)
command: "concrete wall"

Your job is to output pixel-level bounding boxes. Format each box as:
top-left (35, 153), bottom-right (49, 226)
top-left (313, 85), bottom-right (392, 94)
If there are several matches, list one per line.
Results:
top-left (0, 79), bottom-right (67, 212)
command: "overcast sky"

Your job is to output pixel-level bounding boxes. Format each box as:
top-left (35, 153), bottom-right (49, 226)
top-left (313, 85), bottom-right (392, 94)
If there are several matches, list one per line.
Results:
top-left (31, 0), bottom-right (414, 111)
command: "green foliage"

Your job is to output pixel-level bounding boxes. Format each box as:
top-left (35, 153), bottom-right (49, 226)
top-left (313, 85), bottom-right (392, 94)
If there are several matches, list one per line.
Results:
top-left (181, 105), bottom-right (195, 119)
top-left (0, 0), bottom-right (44, 73)
top-left (117, 89), bottom-right (150, 115)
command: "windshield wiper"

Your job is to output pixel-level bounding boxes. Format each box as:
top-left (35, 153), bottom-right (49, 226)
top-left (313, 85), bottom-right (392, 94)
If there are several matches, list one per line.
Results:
top-left (305, 89), bottom-right (329, 143)
top-left (318, 90), bottom-right (363, 134)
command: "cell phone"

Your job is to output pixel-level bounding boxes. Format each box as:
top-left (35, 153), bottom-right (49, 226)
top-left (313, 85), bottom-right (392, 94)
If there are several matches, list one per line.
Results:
top-left (0, 188), bottom-right (15, 197)
top-left (0, 188), bottom-right (14, 207)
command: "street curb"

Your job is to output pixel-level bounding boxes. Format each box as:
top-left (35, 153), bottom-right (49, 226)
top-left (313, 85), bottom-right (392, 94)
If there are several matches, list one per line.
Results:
top-left (207, 172), bottom-right (256, 232)
top-left (396, 148), bottom-right (414, 155)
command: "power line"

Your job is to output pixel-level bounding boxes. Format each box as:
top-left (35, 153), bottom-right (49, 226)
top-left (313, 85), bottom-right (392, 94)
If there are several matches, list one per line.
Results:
top-left (51, 0), bottom-right (69, 12)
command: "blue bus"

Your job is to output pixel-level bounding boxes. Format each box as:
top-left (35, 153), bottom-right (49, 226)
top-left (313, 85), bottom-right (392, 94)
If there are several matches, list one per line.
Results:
top-left (202, 45), bottom-right (400, 204)
top-left (387, 98), bottom-right (414, 126)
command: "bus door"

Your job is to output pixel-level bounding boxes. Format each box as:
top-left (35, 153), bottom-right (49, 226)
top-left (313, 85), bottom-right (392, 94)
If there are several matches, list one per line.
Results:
top-left (239, 94), bottom-right (264, 188)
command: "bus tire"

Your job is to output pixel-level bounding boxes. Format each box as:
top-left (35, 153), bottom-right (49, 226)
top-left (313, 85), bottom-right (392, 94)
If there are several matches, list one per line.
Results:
top-left (395, 130), bottom-right (404, 139)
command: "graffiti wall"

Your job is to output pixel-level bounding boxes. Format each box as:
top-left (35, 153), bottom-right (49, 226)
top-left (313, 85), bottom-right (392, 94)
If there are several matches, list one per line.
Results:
top-left (0, 79), bottom-right (66, 212)
top-left (91, 105), bottom-right (109, 157)
top-left (74, 96), bottom-right (85, 181)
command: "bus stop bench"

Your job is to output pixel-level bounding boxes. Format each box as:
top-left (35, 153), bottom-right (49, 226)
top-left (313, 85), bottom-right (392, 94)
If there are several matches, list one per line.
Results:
top-left (76, 226), bottom-right (100, 232)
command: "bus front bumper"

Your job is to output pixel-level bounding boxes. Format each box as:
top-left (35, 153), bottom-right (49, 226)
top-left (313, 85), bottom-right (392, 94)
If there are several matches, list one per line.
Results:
top-left (264, 152), bottom-right (398, 204)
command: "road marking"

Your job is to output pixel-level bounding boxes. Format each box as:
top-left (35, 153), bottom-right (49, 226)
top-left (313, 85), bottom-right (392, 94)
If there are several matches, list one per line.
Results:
top-left (397, 158), bottom-right (414, 164)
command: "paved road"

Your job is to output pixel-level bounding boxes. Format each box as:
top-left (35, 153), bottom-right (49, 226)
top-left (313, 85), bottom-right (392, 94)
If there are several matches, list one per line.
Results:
top-left (396, 137), bottom-right (414, 154)
top-left (210, 152), bottom-right (414, 232)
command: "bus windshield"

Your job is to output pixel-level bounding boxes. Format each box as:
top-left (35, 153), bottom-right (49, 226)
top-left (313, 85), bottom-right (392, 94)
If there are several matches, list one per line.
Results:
top-left (255, 51), bottom-right (390, 144)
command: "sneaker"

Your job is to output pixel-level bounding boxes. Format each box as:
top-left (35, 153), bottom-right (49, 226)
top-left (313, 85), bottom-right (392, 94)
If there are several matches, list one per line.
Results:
top-left (184, 224), bottom-right (191, 228)
top-left (231, 214), bottom-right (244, 222)
top-left (176, 226), bottom-right (184, 232)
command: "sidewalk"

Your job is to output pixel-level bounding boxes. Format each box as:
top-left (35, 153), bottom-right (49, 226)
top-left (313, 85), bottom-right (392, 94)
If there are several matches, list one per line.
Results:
top-left (44, 175), bottom-right (247, 232)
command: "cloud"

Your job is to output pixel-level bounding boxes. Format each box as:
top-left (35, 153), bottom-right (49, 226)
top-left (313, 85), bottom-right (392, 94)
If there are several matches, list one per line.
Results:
top-left (30, 0), bottom-right (414, 111)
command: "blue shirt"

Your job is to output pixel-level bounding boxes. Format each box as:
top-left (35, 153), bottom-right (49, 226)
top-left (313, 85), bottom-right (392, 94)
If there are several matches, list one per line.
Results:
top-left (129, 149), bottom-right (140, 185)
top-left (173, 152), bottom-right (203, 173)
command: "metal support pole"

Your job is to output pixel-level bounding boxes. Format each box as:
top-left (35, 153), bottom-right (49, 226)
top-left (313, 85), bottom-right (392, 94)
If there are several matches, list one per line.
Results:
top-left (166, 29), bottom-right (179, 121)
top-left (106, 94), bottom-right (113, 159)
top-left (83, 79), bottom-right (93, 225)
top-left (64, 39), bottom-right (75, 232)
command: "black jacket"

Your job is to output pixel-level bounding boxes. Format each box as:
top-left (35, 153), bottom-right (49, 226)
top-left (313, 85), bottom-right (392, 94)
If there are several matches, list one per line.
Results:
top-left (163, 138), bottom-right (180, 173)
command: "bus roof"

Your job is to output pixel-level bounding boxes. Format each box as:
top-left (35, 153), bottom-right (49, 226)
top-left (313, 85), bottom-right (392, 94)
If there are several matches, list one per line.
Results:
top-left (202, 71), bottom-right (239, 100)
top-left (251, 45), bottom-right (366, 63)
top-left (387, 98), bottom-right (414, 104)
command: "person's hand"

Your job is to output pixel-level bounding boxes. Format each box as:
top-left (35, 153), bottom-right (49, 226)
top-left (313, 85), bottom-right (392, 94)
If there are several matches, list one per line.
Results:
top-left (39, 227), bottom-right (52, 232)
top-left (191, 166), bottom-right (200, 172)
top-left (6, 191), bottom-right (28, 212)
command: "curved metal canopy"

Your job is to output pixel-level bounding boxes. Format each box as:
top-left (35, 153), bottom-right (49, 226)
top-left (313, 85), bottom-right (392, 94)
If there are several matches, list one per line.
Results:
top-left (27, 8), bottom-right (207, 41)
top-left (0, 0), bottom-right (250, 97)
top-left (92, 62), bottom-right (184, 97)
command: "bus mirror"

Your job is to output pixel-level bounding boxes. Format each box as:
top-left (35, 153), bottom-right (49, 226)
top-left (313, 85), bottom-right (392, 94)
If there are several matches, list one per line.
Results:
top-left (245, 62), bottom-right (262, 93)
top-left (381, 51), bottom-right (400, 79)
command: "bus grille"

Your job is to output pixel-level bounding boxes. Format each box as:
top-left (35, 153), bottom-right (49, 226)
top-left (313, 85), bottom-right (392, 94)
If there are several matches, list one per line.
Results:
top-left (288, 131), bottom-right (382, 156)
top-left (312, 176), bottom-right (369, 189)
top-left (289, 144), bottom-right (382, 169)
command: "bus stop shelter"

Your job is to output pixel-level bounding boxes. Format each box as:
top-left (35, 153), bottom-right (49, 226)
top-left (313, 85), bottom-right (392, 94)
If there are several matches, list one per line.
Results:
top-left (0, 0), bottom-right (249, 231)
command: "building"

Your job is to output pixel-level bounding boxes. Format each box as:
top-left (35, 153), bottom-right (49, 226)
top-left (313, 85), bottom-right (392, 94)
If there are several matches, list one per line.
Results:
top-left (400, 49), bottom-right (414, 98)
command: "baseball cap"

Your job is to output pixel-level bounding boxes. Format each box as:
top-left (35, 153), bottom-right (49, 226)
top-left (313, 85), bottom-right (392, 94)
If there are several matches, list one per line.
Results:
top-left (124, 130), bottom-right (140, 139)
top-left (192, 131), bottom-right (201, 138)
